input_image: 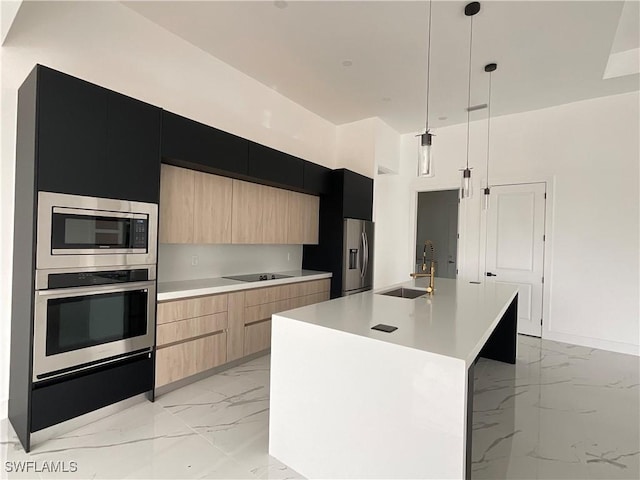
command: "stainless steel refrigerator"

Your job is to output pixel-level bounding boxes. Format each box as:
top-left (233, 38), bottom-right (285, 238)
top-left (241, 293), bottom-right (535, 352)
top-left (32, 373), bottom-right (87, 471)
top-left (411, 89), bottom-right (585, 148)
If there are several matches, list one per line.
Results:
top-left (342, 218), bottom-right (374, 296)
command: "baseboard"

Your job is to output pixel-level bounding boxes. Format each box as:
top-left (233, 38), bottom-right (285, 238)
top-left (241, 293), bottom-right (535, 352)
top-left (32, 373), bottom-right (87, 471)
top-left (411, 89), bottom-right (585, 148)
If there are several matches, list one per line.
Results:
top-left (544, 330), bottom-right (640, 356)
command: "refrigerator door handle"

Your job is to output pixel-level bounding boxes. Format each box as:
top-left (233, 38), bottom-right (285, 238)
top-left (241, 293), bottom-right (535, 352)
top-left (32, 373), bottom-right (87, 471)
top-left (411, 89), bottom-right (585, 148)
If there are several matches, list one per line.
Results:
top-left (360, 232), bottom-right (366, 278)
top-left (362, 231), bottom-right (369, 279)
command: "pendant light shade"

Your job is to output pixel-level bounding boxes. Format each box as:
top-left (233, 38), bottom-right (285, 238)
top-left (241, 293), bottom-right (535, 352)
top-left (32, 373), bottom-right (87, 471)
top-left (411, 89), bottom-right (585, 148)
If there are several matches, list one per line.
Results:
top-left (483, 62), bottom-right (497, 211)
top-left (418, 0), bottom-right (435, 177)
top-left (418, 132), bottom-right (434, 177)
top-left (461, 168), bottom-right (473, 199)
top-left (460, 1), bottom-right (480, 199)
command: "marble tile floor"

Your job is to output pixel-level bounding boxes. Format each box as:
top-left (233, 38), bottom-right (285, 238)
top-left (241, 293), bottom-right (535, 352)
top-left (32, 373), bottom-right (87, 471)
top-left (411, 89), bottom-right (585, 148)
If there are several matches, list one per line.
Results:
top-left (1, 335), bottom-right (638, 479)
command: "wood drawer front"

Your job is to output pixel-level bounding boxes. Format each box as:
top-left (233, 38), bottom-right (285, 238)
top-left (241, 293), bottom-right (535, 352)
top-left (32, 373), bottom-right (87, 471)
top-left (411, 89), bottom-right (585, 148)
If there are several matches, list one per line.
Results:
top-left (157, 312), bottom-right (228, 347)
top-left (155, 332), bottom-right (227, 387)
top-left (157, 294), bottom-right (228, 324)
top-left (244, 320), bottom-right (271, 356)
top-left (286, 279), bottom-right (330, 298)
top-left (245, 299), bottom-right (290, 325)
top-left (244, 285), bottom-right (288, 307)
top-left (290, 291), bottom-right (330, 309)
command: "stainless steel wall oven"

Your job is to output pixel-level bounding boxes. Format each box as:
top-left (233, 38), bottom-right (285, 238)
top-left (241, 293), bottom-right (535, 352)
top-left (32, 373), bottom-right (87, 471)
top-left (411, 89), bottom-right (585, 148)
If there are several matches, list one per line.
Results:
top-left (33, 191), bottom-right (158, 383)
top-left (32, 265), bottom-right (156, 382)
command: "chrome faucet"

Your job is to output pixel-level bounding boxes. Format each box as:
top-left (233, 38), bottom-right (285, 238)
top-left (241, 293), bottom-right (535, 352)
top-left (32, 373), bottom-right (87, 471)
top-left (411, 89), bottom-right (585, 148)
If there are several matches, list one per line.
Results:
top-left (410, 240), bottom-right (435, 294)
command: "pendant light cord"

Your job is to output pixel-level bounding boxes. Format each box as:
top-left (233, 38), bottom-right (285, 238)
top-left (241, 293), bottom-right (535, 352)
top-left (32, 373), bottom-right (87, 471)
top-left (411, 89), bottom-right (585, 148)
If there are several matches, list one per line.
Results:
top-left (486, 70), bottom-right (492, 187)
top-left (465, 15), bottom-right (474, 169)
top-left (425, 0), bottom-right (432, 132)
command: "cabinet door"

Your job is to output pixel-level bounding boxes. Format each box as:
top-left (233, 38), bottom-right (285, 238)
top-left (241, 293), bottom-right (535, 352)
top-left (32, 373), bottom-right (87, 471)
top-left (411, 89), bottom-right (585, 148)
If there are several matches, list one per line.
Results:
top-left (287, 191), bottom-right (319, 244)
top-left (244, 321), bottom-right (272, 356)
top-left (159, 165), bottom-right (195, 244)
top-left (161, 111), bottom-right (249, 176)
top-left (303, 162), bottom-right (331, 195)
top-left (105, 92), bottom-right (161, 203)
top-left (248, 142), bottom-right (303, 189)
top-left (231, 180), bottom-right (263, 243)
top-left (193, 172), bottom-right (233, 244)
top-left (287, 191), bottom-right (305, 244)
top-left (155, 333), bottom-right (227, 387)
top-left (226, 291), bottom-right (246, 363)
top-left (262, 186), bottom-right (289, 244)
top-left (37, 67), bottom-right (108, 196)
top-left (303, 194), bottom-right (320, 244)
top-left (342, 169), bottom-right (374, 221)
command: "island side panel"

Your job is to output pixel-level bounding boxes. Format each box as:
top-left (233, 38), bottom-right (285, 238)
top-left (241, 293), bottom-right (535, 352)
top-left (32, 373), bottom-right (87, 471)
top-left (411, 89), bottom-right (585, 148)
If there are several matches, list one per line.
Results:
top-left (269, 315), bottom-right (468, 479)
top-left (480, 294), bottom-right (518, 364)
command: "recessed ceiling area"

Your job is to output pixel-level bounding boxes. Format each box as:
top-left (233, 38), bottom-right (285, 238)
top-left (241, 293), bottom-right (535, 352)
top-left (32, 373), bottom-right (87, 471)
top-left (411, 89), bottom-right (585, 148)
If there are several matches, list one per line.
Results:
top-left (124, 1), bottom-right (639, 133)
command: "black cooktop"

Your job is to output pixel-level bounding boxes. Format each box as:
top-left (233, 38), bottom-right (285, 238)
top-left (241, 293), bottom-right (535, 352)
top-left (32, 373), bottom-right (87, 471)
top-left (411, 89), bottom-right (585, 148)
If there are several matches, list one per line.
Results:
top-left (223, 273), bottom-right (292, 282)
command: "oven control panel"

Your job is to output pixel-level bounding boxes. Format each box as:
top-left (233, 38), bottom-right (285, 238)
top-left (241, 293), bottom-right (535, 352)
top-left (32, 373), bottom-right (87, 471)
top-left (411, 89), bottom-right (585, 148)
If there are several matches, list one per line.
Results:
top-left (48, 269), bottom-right (150, 289)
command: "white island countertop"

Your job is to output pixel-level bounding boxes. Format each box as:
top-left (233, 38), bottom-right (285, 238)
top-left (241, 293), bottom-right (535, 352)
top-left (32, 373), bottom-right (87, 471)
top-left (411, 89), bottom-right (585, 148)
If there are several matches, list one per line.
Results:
top-left (269, 277), bottom-right (519, 479)
top-left (157, 269), bottom-right (332, 301)
top-left (275, 277), bottom-right (518, 367)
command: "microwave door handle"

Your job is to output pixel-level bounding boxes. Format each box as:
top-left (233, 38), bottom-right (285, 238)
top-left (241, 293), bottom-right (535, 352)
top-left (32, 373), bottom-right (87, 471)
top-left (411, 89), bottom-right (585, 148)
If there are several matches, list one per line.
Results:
top-left (36, 281), bottom-right (156, 299)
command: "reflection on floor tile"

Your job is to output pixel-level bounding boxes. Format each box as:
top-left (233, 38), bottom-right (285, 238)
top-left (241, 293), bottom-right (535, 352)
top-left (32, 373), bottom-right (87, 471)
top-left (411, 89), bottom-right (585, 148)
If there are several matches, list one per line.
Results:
top-left (1, 336), bottom-right (638, 479)
top-left (472, 336), bottom-right (639, 480)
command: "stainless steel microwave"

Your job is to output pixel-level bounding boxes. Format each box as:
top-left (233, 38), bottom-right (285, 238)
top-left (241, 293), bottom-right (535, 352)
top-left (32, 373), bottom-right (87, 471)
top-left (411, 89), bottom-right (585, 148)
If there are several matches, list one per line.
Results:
top-left (36, 192), bottom-right (157, 269)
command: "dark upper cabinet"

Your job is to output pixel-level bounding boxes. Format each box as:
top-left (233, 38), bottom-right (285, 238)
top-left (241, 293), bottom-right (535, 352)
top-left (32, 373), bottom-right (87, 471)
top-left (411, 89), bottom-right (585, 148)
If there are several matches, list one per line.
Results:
top-left (339, 169), bottom-right (374, 221)
top-left (161, 111), bottom-right (249, 177)
top-left (105, 92), bottom-right (161, 203)
top-left (303, 162), bottom-right (331, 195)
top-left (35, 66), bottom-right (161, 203)
top-left (248, 142), bottom-right (303, 189)
top-left (37, 67), bottom-right (108, 196)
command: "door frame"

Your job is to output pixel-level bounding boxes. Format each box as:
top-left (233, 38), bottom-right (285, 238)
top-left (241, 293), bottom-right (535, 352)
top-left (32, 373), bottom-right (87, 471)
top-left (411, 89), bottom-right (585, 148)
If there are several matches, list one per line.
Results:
top-left (479, 175), bottom-right (555, 335)
top-left (410, 186), bottom-right (463, 280)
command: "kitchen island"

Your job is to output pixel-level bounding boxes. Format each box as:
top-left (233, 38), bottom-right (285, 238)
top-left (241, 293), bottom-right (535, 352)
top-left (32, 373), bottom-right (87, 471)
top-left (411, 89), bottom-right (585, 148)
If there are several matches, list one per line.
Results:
top-left (269, 277), bottom-right (518, 479)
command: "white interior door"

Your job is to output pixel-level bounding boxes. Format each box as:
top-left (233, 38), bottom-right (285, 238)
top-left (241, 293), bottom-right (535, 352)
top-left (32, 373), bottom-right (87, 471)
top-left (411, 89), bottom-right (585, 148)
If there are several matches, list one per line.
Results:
top-left (486, 183), bottom-right (546, 337)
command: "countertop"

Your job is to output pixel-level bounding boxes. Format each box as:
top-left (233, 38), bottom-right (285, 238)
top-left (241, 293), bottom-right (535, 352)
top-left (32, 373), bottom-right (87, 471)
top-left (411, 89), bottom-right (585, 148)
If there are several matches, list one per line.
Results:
top-left (273, 277), bottom-right (518, 366)
top-left (157, 269), bottom-right (332, 301)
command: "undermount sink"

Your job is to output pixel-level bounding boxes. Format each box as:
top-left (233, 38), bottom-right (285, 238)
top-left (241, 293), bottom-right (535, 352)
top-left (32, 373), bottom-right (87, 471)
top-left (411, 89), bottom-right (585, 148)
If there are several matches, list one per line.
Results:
top-left (377, 287), bottom-right (427, 299)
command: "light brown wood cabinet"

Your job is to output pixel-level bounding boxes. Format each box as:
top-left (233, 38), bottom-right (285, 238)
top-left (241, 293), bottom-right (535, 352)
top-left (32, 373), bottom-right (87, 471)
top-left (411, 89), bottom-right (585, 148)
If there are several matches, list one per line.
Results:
top-left (287, 191), bottom-right (319, 245)
top-left (262, 186), bottom-right (289, 244)
top-left (244, 321), bottom-right (272, 357)
top-left (242, 278), bottom-right (330, 356)
top-left (155, 292), bottom-right (229, 388)
top-left (226, 291), bottom-right (246, 363)
top-left (194, 171), bottom-right (233, 244)
top-left (160, 165), bottom-right (319, 245)
top-left (156, 333), bottom-right (227, 387)
top-left (159, 165), bottom-right (194, 244)
top-left (155, 278), bottom-right (330, 389)
top-left (160, 165), bottom-right (233, 244)
top-left (231, 180), bottom-right (264, 244)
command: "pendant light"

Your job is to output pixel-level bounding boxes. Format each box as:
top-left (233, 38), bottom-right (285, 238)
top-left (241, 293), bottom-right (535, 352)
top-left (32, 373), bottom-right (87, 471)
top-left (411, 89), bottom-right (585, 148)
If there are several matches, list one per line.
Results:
top-left (483, 62), bottom-right (497, 211)
top-left (418, 0), bottom-right (435, 177)
top-left (460, 1), bottom-right (480, 199)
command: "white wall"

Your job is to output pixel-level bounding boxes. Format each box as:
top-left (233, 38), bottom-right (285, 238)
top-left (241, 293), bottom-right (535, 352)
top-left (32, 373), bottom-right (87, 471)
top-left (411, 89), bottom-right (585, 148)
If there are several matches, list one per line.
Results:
top-left (375, 91), bottom-right (640, 356)
top-left (335, 118), bottom-right (376, 178)
top-left (0, 1), bottom-right (338, 419)
top-left (0, 0), bottom-right (22, 43)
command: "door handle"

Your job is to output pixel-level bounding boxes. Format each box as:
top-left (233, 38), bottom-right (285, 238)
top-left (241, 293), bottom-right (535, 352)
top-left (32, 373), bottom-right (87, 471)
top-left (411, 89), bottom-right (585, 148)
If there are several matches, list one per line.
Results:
top-left (486, 272), bottom-right (497, 277)
top-left (448, 260), bottom-right (455, 264)
top-left (360, 232), bottom-right (366, 278)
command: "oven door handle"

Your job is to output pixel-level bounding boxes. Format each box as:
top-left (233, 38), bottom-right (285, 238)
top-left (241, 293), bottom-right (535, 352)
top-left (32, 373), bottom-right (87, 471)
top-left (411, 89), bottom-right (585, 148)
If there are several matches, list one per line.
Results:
top-left (36, 281), bottom-right (156, 299)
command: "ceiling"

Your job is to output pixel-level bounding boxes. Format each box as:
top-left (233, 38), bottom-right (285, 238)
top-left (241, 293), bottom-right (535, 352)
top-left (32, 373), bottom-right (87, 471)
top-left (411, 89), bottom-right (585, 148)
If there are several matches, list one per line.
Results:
top-left (123, 1), bottom-right (637, 133)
